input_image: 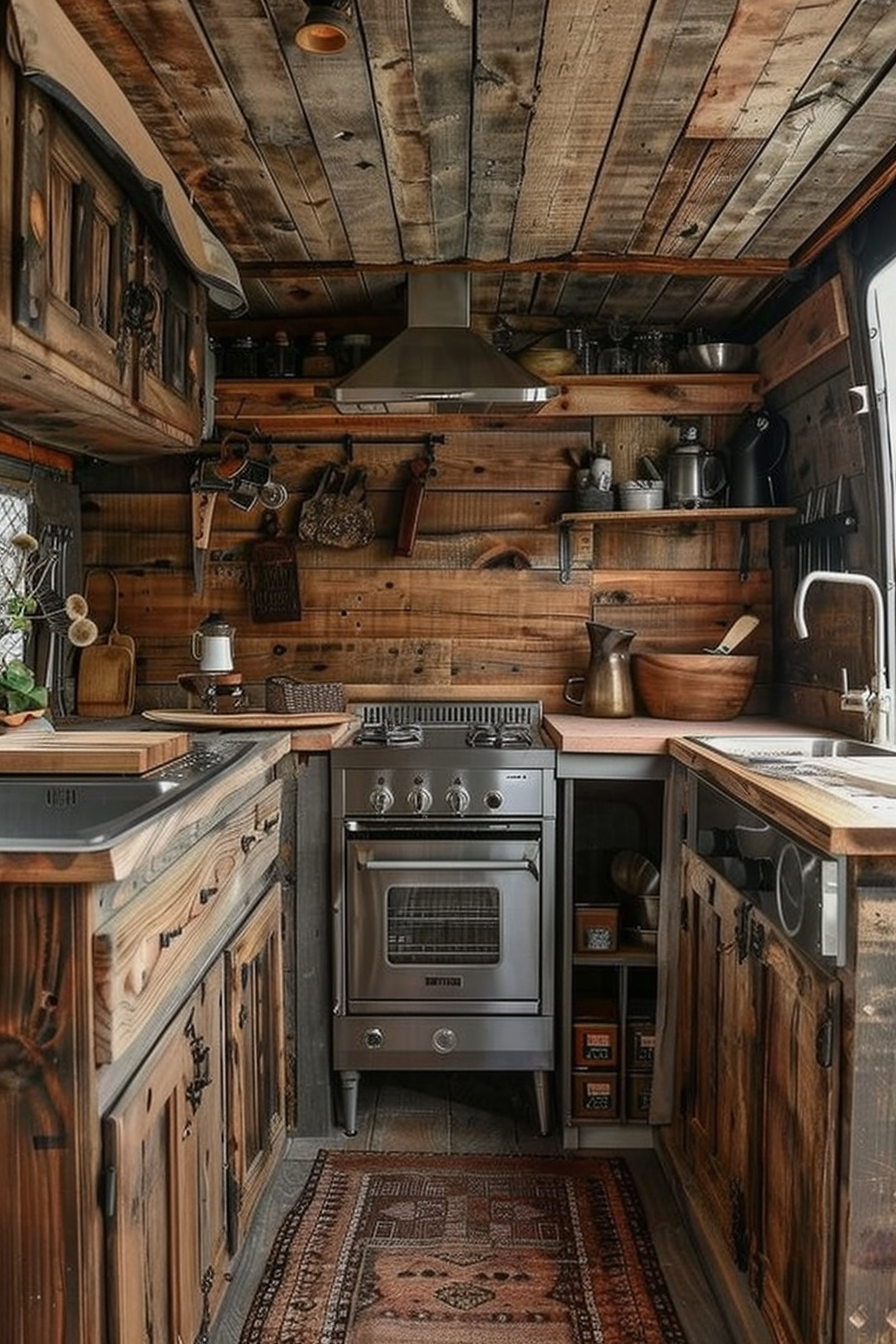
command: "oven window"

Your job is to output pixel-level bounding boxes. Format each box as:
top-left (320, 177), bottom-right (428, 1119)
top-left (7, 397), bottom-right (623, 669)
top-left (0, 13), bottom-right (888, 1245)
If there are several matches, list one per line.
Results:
top-left (386, 887), bottom-right (500, 964)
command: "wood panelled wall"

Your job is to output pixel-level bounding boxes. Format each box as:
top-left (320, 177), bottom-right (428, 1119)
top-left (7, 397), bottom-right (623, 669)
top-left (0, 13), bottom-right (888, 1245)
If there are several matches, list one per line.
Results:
top-left (77, 412), bottom-right (775, 714)
top-left (769, 259), bottom-right (880, 734)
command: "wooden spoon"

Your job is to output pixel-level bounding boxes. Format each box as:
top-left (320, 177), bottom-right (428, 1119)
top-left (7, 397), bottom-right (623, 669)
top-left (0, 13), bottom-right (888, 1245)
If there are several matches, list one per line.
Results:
top-left (704, 613), bottom-right (759, 654)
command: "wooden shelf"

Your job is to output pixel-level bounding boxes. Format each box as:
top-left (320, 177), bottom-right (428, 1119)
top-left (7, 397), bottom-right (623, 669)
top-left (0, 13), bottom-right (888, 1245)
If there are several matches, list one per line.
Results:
top-left (212, 371), bottom-right (761, 431)
top-left (560, 506), bottom-right (796, 524)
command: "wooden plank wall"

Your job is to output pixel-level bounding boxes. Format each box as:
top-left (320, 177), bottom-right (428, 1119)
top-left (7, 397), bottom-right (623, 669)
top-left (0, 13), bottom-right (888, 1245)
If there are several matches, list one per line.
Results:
top-left (77, 413), bottom-right (775, 714)
top-left (765, 269), bottom-right (881, 732)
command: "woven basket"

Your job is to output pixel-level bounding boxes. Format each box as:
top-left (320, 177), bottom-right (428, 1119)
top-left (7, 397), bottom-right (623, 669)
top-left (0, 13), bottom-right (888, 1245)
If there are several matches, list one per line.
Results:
top-left (265, 676), bottom-right (345, 714)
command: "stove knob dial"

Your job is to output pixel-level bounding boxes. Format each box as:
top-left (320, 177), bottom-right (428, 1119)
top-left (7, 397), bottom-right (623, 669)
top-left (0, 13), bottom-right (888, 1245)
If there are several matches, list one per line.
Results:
top-left (483, 790), bottom-right (504, 811)
top-left (407, 784), bottom-right (433, 814)
top-left (445, 783), bottom-right (471, 815)
top-left (370, 784), bottom-right (394, 814)
top-left (363, 1028), bottom-right (384, 1050)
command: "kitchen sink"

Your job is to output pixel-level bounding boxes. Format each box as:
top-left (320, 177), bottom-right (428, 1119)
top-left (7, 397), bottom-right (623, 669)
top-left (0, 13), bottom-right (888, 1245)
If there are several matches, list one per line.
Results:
top-left (0, 739), bottom-right (252, 850)
top-left (690, 734), bottom-right (896, 763)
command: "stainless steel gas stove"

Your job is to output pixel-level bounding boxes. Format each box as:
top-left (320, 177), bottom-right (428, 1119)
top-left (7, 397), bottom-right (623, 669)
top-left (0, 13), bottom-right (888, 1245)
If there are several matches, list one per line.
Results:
top-left (330, 700), bottom-right (556, 1136)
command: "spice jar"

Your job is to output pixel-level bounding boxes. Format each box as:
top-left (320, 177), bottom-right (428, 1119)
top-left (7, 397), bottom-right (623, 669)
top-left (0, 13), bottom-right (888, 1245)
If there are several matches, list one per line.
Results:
top-left (263, 330), bottom-right (297, 378)
top-left (225, 335), bottom-right (259, 378)
top-left (302, 331), bottom-right (336, 377)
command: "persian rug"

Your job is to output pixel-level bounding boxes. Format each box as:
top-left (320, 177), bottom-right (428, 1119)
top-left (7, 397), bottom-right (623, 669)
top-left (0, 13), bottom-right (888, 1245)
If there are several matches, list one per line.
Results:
top-left (238, 1150), bottom-right (688, 1344)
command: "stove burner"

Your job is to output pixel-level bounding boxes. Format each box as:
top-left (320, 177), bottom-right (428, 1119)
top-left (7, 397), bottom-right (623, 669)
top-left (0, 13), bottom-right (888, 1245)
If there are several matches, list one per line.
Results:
top-left (353, 721), bottom-right (424, 747)
top-left (465, 722), bottom-right (533, 748)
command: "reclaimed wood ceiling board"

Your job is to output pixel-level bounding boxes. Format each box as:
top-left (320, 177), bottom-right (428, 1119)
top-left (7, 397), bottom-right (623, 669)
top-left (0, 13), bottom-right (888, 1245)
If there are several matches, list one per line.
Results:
top-left (63, 0), bottom-right (896, 333)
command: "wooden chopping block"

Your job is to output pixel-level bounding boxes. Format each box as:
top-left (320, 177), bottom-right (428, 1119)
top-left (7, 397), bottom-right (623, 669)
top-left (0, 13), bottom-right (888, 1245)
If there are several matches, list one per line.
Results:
top-left (0, 730), bottom-right (190, 774)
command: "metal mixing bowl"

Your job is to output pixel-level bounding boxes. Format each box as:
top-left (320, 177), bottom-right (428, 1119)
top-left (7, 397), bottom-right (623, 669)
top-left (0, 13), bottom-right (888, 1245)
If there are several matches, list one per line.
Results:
top-left (677, 342), bottom-right (754, 373)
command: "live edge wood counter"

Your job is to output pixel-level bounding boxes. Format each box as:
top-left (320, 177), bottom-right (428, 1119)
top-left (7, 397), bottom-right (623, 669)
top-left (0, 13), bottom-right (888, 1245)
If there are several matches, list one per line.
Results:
top-left (0, 730), bottom-right (291, 1344)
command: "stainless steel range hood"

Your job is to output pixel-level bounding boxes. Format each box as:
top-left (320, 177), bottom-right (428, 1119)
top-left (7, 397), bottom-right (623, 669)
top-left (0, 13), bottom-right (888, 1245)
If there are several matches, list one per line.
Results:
top-left (330, 273), bottom-right (559, 415)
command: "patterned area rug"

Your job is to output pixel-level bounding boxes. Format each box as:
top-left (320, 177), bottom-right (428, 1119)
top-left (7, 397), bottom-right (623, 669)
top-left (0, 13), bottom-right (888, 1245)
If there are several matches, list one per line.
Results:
top-left (238, 1151), bottom-right (688, 1344)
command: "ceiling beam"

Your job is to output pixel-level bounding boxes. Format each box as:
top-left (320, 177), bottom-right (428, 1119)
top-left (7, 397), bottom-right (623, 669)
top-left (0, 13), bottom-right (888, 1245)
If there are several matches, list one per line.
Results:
top-left (236, 254), bottom-right (794, 281)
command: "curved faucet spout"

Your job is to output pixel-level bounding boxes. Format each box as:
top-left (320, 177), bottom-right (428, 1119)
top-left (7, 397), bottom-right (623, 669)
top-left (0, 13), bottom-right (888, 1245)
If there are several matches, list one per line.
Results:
top-left (792, 570), bottom-right (891, 744)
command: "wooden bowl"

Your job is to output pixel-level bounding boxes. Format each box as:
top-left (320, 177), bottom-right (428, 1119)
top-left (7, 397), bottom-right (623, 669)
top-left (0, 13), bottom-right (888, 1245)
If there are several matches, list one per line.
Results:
top-left (631, 652), bottom-right (758, 720)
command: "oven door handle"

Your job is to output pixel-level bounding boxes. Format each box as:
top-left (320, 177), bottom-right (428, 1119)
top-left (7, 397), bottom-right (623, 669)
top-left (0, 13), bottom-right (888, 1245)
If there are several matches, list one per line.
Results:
top-left (355, 856), bottom-right (540, 879)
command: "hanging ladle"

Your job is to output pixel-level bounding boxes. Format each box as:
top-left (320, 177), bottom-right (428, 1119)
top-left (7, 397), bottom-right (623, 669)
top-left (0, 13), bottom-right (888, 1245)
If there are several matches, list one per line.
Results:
top-left (704, 613), bottom-right (759, 654)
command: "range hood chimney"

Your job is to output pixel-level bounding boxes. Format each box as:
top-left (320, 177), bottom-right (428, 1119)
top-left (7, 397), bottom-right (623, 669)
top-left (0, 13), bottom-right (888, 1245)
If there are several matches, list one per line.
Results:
top-left (330, 272), bottom-right (559, 415)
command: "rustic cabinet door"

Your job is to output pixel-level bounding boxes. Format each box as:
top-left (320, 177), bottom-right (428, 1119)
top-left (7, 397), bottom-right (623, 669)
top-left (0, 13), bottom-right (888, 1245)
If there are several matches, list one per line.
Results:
top-left (674, 846), bottom-right (840, 1344)
top-left (102, 961), bottom-right (228, 1344)
top-left (225, 882), bottom-right (286, 1251)
top-left (674, 848), bottom-right (757, 1260)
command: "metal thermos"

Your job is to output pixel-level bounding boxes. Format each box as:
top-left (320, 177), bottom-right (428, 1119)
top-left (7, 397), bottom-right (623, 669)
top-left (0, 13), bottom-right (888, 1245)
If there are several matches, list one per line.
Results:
top-left (665, 423), bottom-right (727, 508)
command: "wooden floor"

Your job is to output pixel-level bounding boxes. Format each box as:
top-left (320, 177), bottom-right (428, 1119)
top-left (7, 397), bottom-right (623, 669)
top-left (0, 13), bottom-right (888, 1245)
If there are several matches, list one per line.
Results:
top-left (209, 1070), bottom-right (736, 1344)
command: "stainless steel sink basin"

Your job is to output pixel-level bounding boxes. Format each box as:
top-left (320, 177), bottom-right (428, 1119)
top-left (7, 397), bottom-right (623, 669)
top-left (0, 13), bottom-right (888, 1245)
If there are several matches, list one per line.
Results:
top-left (690, 734), bottom-right (896, 763)
top-left (0, 739), bottom-right (252, 850)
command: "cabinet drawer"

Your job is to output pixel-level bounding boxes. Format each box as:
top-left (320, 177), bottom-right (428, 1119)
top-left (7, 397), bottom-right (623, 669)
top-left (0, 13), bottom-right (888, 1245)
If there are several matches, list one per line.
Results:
top-left (94, 779), bottom-right (282, 1063)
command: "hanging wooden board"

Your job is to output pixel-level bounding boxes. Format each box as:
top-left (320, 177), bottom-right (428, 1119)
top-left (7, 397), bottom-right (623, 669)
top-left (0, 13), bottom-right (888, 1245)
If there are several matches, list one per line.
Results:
top-left (248, 510), bottom-right (302, 622)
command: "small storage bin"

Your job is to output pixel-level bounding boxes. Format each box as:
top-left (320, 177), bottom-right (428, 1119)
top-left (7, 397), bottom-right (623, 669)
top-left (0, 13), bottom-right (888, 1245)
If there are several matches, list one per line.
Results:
top-left (574, 904), bottom-right (619, 953)
top-left (626, 1072), bottom-right (653, 1122)
top-left (572, 1071), bottom-right (619, 1120)
top-left (573, 1019), bottom-right (619, 1068)
top-left (627, 1015), bottom-right (657, 1067)
top-left (265, 676), bottom-right (345, 714)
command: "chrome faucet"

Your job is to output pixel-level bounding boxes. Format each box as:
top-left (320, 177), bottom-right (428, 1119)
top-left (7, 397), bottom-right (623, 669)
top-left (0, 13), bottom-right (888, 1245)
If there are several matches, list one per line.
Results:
top-left (793, 570), bottom-right (892, 745)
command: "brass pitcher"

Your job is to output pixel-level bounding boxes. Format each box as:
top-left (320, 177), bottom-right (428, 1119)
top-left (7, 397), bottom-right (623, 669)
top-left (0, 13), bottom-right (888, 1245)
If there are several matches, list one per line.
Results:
top-left (564, 621), bottom-right (636, 717)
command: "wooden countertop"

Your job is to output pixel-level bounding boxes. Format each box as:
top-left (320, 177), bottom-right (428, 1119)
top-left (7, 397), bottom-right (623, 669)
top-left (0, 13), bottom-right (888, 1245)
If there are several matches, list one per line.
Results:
top-left (542, 713), bottom-right (806, 754)
top-left (544, 712), bottom-right (896, 856)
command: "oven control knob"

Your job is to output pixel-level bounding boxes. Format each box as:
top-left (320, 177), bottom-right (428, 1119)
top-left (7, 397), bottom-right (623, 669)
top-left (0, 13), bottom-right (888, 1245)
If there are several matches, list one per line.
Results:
top-left (363, 1028), bottom-right (385, 1050)
top-left (407, 784), bottom-right (433, 814)
top-left (483, 790), bottom-right (504, 811)
top-left (369, 784), bottom-right (394, 814)
top-left (445, 783), bottom-right (471, 814)
top-left (432, 1028), bottom-right (457, 1054)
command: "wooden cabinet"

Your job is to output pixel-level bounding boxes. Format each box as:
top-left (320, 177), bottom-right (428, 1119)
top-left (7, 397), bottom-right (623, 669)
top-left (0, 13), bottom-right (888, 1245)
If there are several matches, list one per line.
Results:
top-left (558, 758), bottom-right (667, 1145)
top-left (0, 749), bottom-right (286, 1344)
top-left (0, 52), bottom-right (206, 457)
top-left (671, 845), bottom-right (840, 1344)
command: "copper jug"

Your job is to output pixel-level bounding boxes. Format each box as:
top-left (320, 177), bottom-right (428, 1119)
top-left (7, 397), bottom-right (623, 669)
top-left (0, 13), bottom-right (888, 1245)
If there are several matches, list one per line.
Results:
top-left (564, 622), bottom-right (636, 717)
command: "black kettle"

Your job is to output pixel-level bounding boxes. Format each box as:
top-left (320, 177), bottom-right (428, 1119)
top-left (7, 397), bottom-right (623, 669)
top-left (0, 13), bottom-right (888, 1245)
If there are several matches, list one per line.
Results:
top-left (725, 409), bottom-right (788, 507)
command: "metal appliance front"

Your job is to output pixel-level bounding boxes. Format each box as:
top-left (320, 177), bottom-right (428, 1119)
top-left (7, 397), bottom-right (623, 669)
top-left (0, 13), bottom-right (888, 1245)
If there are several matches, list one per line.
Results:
top-left (688, 775), bottom-right (847, 966)
top-left (343, 825), bottom-right (544, 1012)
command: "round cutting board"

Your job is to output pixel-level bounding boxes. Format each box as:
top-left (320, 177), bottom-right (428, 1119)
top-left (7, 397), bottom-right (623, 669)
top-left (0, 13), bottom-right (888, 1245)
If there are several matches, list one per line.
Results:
top-left (142, 709), bottom-right (355, 729)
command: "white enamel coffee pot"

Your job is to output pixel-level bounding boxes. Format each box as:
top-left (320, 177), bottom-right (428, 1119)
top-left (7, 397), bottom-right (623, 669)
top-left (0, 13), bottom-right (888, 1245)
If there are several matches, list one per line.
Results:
top-left (191, 611), bottom-right (236, 673)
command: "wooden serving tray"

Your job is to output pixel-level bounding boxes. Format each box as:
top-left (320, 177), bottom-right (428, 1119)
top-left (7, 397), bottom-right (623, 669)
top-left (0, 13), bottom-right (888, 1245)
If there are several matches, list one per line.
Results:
top-left (0, 730), bottom-right (191, 774)
top-left (143, 709), bottom-right (354, 730)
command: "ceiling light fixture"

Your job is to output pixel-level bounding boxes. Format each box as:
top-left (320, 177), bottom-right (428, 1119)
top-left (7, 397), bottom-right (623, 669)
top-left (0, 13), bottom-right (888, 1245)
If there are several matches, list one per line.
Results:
top-left (295, 2), bottom-right (353, 53)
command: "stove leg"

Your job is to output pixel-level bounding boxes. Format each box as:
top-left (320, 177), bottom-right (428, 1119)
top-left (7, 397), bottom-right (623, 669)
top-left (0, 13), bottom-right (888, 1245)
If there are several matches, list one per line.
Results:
top-left (340, 1070), bottom-right (360, 1136)
top-left (532, 1070), bottom-right (551, 1136)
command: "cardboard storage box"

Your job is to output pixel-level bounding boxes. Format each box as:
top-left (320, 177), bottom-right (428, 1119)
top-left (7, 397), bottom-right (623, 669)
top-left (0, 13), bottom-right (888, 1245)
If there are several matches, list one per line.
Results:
top-left (574, 904), bottom-right (619, 952)
top-left (627, 1016), bottom-right (657, 1067)
top-left (573, 1006), bottom-right (619, 1067)
top-left (626, 1072), bottom-right (653, 1122)
top-left (572, 1071), bottom-right (619, 1120)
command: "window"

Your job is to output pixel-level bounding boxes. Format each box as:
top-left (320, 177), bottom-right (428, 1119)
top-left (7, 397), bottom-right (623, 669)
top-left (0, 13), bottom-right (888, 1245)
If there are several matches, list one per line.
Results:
top-left (0, 486), bottom-right (31, 664)
top-left (865, 266), bottom-right (896, 714)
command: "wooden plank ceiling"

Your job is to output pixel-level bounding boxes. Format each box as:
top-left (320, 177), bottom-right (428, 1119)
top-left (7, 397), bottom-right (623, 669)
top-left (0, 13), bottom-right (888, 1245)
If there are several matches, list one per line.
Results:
top-left (64, 0), bottom-right (896, 341)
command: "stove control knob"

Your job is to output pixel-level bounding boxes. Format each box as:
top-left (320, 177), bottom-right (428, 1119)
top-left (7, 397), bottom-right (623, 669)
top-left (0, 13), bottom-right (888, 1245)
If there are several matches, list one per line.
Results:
top-left (363, 1028), bottom-right (384, 1050)
top-left (432, 1028), bottom-right (457, 1054)
top-left (407, 784), bottom-right (433, 814)
top-left (445, 782), bottom-right (471, 815)
top-left (369, 784), bottom-right (394, 814)
top-left (483, 790), bottom-right (504, 811)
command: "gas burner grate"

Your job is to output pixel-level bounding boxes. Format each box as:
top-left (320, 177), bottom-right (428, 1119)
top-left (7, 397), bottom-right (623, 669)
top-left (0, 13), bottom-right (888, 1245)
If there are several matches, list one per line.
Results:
top-left (352, 721), bottom-right (424, 747)
top-left (466, 723), bottom-right (533, 748)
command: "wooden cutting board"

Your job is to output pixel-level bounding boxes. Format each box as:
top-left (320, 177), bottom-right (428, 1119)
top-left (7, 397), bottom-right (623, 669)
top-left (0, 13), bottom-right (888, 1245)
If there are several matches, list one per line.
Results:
top-left (143, 709), bottom-right (354, 730)
top-left (0, 731), bottom-right (190, 774)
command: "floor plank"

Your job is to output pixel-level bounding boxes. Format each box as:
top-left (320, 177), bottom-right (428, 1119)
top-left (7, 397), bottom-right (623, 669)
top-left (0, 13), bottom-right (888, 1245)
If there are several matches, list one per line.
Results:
top-left (209, 1070), bottom-right (737, 1344)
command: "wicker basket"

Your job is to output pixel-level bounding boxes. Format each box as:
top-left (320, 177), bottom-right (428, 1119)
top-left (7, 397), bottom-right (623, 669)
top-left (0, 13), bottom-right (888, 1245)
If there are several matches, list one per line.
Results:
top-left (265, 676), bottom-right (346, 715)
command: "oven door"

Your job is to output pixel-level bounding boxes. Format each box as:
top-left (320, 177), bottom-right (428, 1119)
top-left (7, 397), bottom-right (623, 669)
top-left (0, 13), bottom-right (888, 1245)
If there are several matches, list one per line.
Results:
top-left (343, 824), bottom-right (545, 1013)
